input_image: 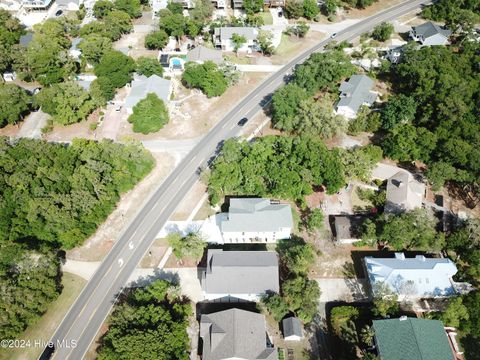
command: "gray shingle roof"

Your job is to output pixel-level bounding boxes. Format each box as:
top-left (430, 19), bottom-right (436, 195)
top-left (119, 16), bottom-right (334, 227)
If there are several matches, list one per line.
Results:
top-left (337, 75), bottom-right (377, 113)
top-left (202, 249), bottom-right (279, 295)
top-left (412, 22), bottom-right (452, 39)
top-left (372, 318), bottom-right (454, 360)
top-left (220, 198), bottom-right (293, 233)
top-left (282, 317), bottom-right (303, 339)
top-left (186, 46), bottom-right (223, 64)
top-left (214, 27), bottom-right (258, 41)
top-left (200, 309), bottom-right (277, 360)
top-left (125, 75), bottom-right (171, 109)
top-left (385, 171), bottom-right (424, 213)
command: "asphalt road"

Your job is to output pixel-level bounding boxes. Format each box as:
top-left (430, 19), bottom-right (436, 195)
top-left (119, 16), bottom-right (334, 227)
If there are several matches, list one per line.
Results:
top-left (43, 1), bottom-right (430, 358)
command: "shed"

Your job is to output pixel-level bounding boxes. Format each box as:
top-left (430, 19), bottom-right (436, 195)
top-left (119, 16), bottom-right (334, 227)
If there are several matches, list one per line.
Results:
top-left (282, 317), bottom-right (303, 341)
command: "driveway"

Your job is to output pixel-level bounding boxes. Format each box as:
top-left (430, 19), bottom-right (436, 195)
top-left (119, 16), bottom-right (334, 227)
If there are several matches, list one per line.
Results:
top-left (17, 109), bottom-right (49, 139)
top-left (315, 278), bottom-right (369, 303)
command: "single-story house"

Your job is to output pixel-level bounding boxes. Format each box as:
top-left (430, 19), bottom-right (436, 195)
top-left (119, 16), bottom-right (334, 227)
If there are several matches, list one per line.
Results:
top-left (282, 317), bottom-right (303, 341)
top-left (186, 46), bottom-right (223, 65)
top-left (365, 253), bottom-right (458, 299)
top-left (200, 308), bottom-right (277, 360)
top-left (385, 171), bottom-right (425, 214)
top-left (372, 317), bottom-right (456, 360)
top-left (409, 22), bottom-right (452, 46)
top-left (218, 198), bottom-right (293, 243)
top-left (333, 215), bottom-right (366, 244)
top-left (335, 75), bottom-right (377, 119)
top-left (214, 27), bottom-right (258, 52)
top-left (201, 249), bottom-right (279, 301)
top-left (125, 74), bottom-right (171, 114)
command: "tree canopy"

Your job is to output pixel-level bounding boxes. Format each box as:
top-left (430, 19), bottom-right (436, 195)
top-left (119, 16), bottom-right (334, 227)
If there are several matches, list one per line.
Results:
top-left (182, 61), bottom-right (228, 98)
top-left (371, 22), bottom-right (394, 41)
top-left (136, 57), bottom-right (164, 77)
top-left (167, 231), bottom-right (207, 260)
top-left (128, 93), bottom-right (170, 134)
top-left (145, 30), bottom-right (169, 49)
top-left (0, 9), bottom-right (24, 74)
top-left (94, 50), bottom-right (135, 88)
top-left (208, 136), bottom-right (345, 205)
top-left (0, 83), bottom-right (31, 127)
top-left (98, 279), bottom-right (190, 360)
top-left (78, 34), bottom-right (113, 64)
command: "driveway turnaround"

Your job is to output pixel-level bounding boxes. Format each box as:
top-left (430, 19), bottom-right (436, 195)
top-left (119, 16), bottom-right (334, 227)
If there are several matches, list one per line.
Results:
top-left (43, 2), bottom-right (433, 359)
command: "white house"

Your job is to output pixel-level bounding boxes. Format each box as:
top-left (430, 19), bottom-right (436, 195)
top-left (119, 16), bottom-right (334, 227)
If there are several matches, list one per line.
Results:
top-left (365, 253), bottom-right (458, 300)
top-left (201, 249), bottom-right (279, 301)
top-left (124, 74), bottom-right (171, 114)
top-left (214, 27), bottom-right (258, 52)
top-left (385, 171), bottom-right (425, 214)
top-left (219, 198), bottom-right (293, 243)
top-left (409, 22), bottom-right (452, 46)
top-left (335, 75), bottom-right (377, 119)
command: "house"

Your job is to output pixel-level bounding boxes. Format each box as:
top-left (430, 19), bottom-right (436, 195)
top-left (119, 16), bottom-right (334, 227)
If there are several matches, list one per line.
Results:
top-left (409, 22), bottom-right (452, 46)
top-left (186, 46), bottom-right (223, 65)
top-left (200, 308), bottom-right (277, 360)
top-left (75, 74), bottom-right (97, 91)
top-left (22, 0), bottom-right (54, 11)
top-left (201, 249), bottom-right (279, 301)
top-left (125, 74), bottom-right (171, 114)
top-left (214, 27), bottom-right (258, 52)
top-left (218, 198), bottom-right (293, 243)
top-left (2, 72), bottom-right (16, 82)
top-left (171, 0), bottom-right (194, 8)
top-left (69, 38), bottom-right (82, 61)
top-left (385, 46), bottom-right (404, 63)
top-left (372, 317), bottom-right (456, 360)
top-left (365, 253), bottom-right (458, 299)
top-left (282, 317), bottom-right (303, 341)
top-left (56, 0), bottom-right (81, 10)
top-left (333, 215), bottom-right (366, 244)
top-left (385, 171), bottom-right (425, 214)
top-left (335, 75), bottom-right (377, 119)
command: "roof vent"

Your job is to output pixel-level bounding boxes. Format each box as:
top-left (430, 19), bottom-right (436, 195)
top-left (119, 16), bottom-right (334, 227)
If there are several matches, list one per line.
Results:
top-left (416, 255), bottom-right (426, 261)
top-left (399, 316), bottom-right (408, 321)
top-left (394, 253), bottom-right (406, 260)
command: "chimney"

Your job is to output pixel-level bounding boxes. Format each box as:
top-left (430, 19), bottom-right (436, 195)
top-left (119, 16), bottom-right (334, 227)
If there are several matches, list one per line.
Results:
top-left (399, 316), bottom-right (408, 321)
top-left (415, 255), bottom-right (426, 261)
top-left (394, 253), bottom-right (406, 260)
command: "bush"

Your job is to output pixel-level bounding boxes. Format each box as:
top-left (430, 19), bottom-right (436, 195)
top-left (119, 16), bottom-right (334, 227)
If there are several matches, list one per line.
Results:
top-left (128, 93), bottom-right (169, 134)
top-left (371, 22), bottom-right (394, 41)
top-left (145, 30), bottom-right (169, 49)
top-left (94, 50), bottom-right (135, 88)
top-left (136, 56), bottom-right (164, 77)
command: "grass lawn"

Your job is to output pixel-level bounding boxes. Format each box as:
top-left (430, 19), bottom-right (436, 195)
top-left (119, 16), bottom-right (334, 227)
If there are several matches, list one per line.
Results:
top-left (224, 55), bottom-right (254, 65)
top-left (0, 273), bottom-right (87, 360)
top-left (260, 11), bottom-right (273, 25)
top-left (275, 34), bottom-right (299, 58)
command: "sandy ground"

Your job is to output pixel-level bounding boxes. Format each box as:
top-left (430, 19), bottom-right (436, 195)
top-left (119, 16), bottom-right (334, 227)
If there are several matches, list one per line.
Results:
top-left (67, 151), bottom-right (175, 261)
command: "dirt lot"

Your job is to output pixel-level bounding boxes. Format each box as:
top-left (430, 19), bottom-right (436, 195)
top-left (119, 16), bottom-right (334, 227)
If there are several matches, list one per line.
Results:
top-left (343, 0), bottom-right (407, 19)
top-left (170, 181), bottom-right (209, 221)
top-left (67, 151), bottom-right (175, 261)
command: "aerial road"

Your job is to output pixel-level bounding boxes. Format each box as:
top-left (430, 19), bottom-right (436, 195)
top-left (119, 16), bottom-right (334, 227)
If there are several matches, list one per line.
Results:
top-left (42, 1), bottom-right (431, 358)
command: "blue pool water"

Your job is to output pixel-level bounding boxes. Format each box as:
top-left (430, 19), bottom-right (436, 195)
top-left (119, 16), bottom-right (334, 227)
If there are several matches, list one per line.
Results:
top-left (172, 58), bottom-right (182, 66)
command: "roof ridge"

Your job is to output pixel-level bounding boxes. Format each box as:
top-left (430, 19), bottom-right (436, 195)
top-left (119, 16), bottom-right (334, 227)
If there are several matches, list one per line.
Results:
top-left (409, 318), bottom-right (424, 360)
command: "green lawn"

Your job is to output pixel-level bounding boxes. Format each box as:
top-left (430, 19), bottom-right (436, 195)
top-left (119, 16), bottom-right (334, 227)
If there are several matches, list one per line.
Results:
top-left (0, 273), bottom-right (87, 360)
top-left (275, 34), bottom-right (299, 58)
top-left (260, 11), bottom-right (273, 25)
top-left (224, 55), bottom-right (253, 65)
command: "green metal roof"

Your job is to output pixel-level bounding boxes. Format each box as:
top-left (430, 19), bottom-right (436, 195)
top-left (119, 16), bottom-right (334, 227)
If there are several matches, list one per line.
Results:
top-left (372, 318), bottom-right (454, 360)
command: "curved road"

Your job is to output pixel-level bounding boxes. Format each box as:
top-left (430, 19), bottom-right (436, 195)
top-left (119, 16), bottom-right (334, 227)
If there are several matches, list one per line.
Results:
top-left (43, 1), bottom-right (430, 358)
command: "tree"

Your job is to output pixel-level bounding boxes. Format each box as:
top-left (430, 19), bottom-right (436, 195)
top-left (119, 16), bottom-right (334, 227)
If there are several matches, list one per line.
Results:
top-left (287, 22), bottom-right (310, 37)
top-left (159, 10), bottom-right (186, 39)
top-left (114, 0), bottom-right (142, 18)
top-left (464, 291), bottom-right (480, 337)
top-left (182, 61), bottom-right (228, 97)
top-left (167, 231), bottom-right (207, 260)
top-left (294, 98), bottom-right (347, 139)
top-left (0, 9), bottom-right (24, 73)
top-left (189, 0), bottom-right (214, 22)
top-left (103, 10), bottom-right (133, 40)
top-left (371, 22), bottom-right (394, 41)
top-left (304, 208), bottom-right (324, 231)
top-left (435, 297), bottom-right (469, 328)
top-left (93, 0), bottom-right (114, 18)
top-left (261, 292), bottom-right (289, 322)
top-left (90, 76), bottom-right (116, 105)
top-left (97, 279), bottom-right (190, 360)
top-left (34, 82), bottom-right (96, 125)
top-left (341, 145), bottom-right (383, 182)
top-left (303, 0), bottom-right (320, 20)
top-left (322, 0), bottom-right (338, 16)
top-left (78, 34), bottom-right (113, 64)
top-left (271, 84), bottom-right (309, 131)
top-left (380, 94), bottom-right (417, 130)
top-left (136, 57), bottom-right (164, 77)
top-left (371, 282), bottom-right (399, 318)
top-left (145, 30), bottom-right (169, 49)
top-left (283, 276), bottom-right (320, 323)
top-left (331, 306), bottom-right (359, 335)
top-left (128, 93), bottom-right (169, 134)
top-left (243, 0), bottom-right (263, 15)
top-left (231, 33), bottom-right (247, 55)
top-left (95, 50), bottom-right (135, 88)
top-left (257, 30), bottom-right (275, 55)
top-left (0, 83), bottom-right (31, 127)
top-left (277, 237), bottom-right (315, 275)
top-left (167, 1), bottom-right (184, 14)
top-left (285, 0), bottom-right (304, 18)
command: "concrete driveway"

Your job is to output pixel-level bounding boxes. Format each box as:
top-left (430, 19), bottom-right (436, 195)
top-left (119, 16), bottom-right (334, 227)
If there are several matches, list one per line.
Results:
top-left (17, 109), bottom-right (49, 139)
